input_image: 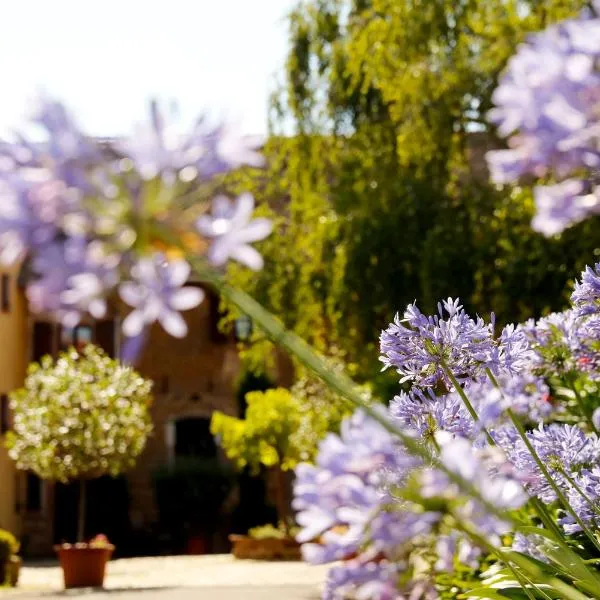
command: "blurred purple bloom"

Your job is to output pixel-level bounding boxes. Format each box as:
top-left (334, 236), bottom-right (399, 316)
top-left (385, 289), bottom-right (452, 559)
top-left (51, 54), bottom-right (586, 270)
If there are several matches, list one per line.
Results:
top-left (0, 96), bottom-right (102, 192)
top-left (379, 298), bottom-right (496, 387)
top-left (195, 122), bottom-right (265, 178)
top-left (294, 410), bottom-right (431, 578)
top-left (486, 8), bottom-right (600, 234)
top-left (196, 193), bottom-right (272, 270)
top-left (0, 177), bottom-right (75, 265)
top-left (25, 238), bottom-right (118, 327)
top-left (119, 255), bottom-right (204, 339)
top-left (420, 436), bottom-right (527, 541)
top-left (117, 101), bottom-right (264, 183)
top-left (322, 560), bottom-right (403, 600)
top-left (512, 533), bottom-right (550, 564)
top-left (532, 179), bottom-right (600, 236)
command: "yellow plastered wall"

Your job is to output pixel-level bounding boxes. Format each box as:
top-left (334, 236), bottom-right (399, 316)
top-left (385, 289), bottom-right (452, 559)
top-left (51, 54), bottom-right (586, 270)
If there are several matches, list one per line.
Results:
top-left (0, 264), bottom-right (27, 536)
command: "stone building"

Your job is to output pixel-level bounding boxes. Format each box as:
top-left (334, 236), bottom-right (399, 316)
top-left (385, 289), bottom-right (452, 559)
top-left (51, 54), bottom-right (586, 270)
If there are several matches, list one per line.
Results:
top-left (0, 269), bottom-right (266, 556)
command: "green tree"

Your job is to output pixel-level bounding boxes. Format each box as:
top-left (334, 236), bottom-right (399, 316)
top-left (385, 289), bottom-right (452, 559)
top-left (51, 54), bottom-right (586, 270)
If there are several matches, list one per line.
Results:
top-left (6, 345), bottom-right (153, 543)
top-left (224, 0), bottom-right (600, 395)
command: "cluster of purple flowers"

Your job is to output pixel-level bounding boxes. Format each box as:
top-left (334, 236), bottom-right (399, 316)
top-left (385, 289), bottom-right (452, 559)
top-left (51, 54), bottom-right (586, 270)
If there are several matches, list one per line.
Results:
top-left (0, 96), bottom-right (272, 358)
top-left (379, 298), bottom-right (532, 389)
top-left (486, 4), bottom-right (600, 235)
top-left (296, 259), bottom-right (600, 598)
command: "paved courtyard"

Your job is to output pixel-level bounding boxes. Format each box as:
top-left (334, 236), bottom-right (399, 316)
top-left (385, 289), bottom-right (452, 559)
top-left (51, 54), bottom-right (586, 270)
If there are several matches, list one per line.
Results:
top-left (9, 555), bottom-right (329, 599)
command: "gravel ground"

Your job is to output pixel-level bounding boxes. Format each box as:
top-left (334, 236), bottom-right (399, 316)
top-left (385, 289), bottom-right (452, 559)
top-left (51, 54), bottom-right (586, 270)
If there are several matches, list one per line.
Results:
top-left (8, 555), bottom-right (328, 599)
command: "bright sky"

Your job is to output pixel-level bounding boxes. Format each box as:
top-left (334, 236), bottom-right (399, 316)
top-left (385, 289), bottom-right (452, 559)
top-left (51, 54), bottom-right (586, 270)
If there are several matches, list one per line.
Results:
top-left (0, 0), bottom-right (298, 138)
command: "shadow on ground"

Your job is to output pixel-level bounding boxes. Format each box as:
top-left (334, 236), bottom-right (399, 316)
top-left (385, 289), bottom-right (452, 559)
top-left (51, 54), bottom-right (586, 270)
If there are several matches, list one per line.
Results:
top-left (17, 586), bottom-right (320, 600)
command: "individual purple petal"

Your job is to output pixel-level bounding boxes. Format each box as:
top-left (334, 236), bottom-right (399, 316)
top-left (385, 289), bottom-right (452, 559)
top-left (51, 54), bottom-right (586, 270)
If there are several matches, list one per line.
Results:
top-left (532, 180), bottom-right (600, 236)
top-left (197, 193), bottom-right (272, 270)
top-left (119, 254), bottom-right (203, 339)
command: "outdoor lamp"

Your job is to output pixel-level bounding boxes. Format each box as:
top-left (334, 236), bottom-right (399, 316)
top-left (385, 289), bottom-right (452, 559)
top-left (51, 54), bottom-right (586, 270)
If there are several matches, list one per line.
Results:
top-left (234, 315), bottom-right (253, 341)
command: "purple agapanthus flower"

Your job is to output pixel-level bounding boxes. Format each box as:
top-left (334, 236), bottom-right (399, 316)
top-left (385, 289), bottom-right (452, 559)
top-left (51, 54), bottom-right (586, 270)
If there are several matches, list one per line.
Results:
top-left (512, 533), bottom-right (550, 564)
top-left (322, 560), bottom-right (405, 600)
top-left (435, 533), bottom-right (481, 571)
top-left (572, 262), bottom-right (600, 317)
top-left (389, 387), bottom-right (474, 440)
top-left (560, 466), bottom-right (600, 534)
top-left (500, 423), bottom-right (600, 503)
top-left (419, 435), bottom-right (528, 542)
top-left (379, 298), bottom-right (496, 388)
top-left (26, 238), bottom-right (119, 327)
top-left (196, 193), bottom-right (272, 270)
top-left (293, 409), bottom-right (441, 599)
top-left (0, 95), bottom-right (103, 191)
top-left (0, 94), bottom-right (272, 351)
top-left (119, 254), bottom-right (204, 339)
top-left (532, 179), bottom-right (600, 236)
top-left (116, 101), bottom-right (264, 183)
top-left (0, 176), bottom-right (76, 266)
top-left (486, 7), bottom-right (600, 234)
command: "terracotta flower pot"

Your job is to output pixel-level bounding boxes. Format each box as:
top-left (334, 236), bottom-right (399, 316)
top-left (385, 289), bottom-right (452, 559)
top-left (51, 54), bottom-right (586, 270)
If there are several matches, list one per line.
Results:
top-left (229, 534), bottom-right (301, 560)
top-left (54, 544), bottom-right (114, 589)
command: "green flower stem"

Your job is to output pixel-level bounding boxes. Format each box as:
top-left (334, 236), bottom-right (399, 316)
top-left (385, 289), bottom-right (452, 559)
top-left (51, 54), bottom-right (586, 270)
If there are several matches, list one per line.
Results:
top-left (455, 517), bottom-right (589, 600)
top-left (439, 361), bottom-right (496, 446)
top-left (507, 406), bottom-right (600, 553)
top-left (557, 466), bottom-right (600, 517)
top-left (530, 497), bottom-right (564, 540)
top-left (485, 368), bottom-right (600, 552)
top-left (185, 256), bottom-right (519, 525)
top-left (567, 375), bottom-right (598, 435)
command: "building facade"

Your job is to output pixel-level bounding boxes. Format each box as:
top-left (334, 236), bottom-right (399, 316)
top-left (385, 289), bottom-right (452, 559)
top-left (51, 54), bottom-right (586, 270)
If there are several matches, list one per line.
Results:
top-left (0, 271), bottom-right (254, 556)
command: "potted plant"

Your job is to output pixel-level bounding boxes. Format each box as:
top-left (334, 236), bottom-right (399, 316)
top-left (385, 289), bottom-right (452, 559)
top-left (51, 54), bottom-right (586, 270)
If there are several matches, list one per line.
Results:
top-left (0, 529), bottom-right (21, 587)
top-left (211, 388), bottom-right (313, 559)
top-left (152, 457), bottom-right (234, 555)
top-left (5, 345), bottom-right (153, 589)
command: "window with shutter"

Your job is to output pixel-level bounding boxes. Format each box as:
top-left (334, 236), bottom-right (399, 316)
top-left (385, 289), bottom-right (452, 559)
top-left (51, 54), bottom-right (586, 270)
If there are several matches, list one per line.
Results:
top-left (0, 394), bottom-right (8, 434)
top-left (1, 274), bottom-right (9, 312)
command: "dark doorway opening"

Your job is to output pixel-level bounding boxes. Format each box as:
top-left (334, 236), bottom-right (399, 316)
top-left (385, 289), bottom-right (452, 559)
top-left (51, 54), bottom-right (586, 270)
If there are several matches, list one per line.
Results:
top-left (175, 417), bottom-right (217, 459)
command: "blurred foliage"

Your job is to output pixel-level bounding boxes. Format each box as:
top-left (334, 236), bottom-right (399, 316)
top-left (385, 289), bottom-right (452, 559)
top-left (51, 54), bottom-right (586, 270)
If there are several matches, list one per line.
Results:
top-left (222, 0), bottom-right (600, 397)
top-left (212, 384), bottom-right (348, 473)
top-left (6, 345), bottom-right (153, 482)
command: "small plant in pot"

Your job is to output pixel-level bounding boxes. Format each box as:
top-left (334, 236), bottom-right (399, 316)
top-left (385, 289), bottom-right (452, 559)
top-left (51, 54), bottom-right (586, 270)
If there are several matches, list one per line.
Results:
top-left (211, 388), bottom-right (308, 559)
top-left (0, 529), bottom-right (21, 587)
top-left (5, 345), bottom-right (152, 589)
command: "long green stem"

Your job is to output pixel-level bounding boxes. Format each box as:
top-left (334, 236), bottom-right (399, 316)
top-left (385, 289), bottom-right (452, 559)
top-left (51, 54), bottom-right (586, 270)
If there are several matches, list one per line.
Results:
top-left (507, 407), bottom-right (600, 553)
top-left (456, 518), bottom-right (589, 600)
top-left (440, 361), bottom-right (496, 446)
top-left (558, 466), bottom-right (600, 517)
top-left (185, 258), bottom-right (520, 525)
top-left (568, 375), bottom-right (598, 435)
top-left (484, 369), bottom-right (594, 548)
top-left (530, 497), bottom-right (563, 540)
